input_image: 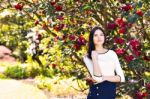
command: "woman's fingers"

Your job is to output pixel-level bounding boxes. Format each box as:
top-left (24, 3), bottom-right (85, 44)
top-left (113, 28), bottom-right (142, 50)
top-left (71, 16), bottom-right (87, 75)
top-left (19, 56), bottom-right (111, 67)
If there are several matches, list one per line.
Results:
top-left (85, 77), bottom-right (97, 83)
top-left (91, 51), bottom-right (98, 59)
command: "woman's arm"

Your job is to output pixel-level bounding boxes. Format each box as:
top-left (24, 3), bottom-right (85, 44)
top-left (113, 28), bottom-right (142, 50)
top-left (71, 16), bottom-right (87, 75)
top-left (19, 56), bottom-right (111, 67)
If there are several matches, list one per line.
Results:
top-left (102, 75), bottom-right (121, 82)
top-left (90, 75), bottom-right (121, 83)
top-left (93, 51), bottom-right (125, 83)
top-left (114, 51), bottom-right (125, 82)
top-left (83, 52), bottom-right (104, 84)
top-left (91, 51), bottom-right (102, 76)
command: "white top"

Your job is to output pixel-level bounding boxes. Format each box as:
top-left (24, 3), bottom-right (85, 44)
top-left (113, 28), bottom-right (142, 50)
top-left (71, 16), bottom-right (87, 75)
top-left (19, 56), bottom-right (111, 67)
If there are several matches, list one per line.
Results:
top-left (83, 50), bottom-right (125, 82)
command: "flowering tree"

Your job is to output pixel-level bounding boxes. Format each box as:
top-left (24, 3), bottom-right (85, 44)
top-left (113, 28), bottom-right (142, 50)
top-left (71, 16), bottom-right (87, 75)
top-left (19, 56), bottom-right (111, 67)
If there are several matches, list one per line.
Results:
top-left (0, 0), bottom-right (150, 98)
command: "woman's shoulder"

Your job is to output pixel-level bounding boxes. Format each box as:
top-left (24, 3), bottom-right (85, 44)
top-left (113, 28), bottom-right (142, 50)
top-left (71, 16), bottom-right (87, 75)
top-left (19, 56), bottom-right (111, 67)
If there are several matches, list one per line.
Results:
top-left (83, 54), bottom-right (92, 61)
top-left (83, 53), bottom-right (89, 59)
top-left (108, 49), bottom-right (115, 53)
top-left (107, 49), bottom-right (117, 55)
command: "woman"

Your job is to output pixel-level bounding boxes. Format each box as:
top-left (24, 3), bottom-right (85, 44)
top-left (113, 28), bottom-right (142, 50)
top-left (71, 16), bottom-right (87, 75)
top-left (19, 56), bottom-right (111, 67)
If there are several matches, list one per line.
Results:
top-left (83, 27), bottom-right (125, 99)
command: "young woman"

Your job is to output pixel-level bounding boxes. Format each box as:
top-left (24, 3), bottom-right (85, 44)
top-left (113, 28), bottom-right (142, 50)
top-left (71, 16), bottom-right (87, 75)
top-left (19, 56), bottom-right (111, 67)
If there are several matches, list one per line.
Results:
top-left (83, 27), bottom-right (125, 99)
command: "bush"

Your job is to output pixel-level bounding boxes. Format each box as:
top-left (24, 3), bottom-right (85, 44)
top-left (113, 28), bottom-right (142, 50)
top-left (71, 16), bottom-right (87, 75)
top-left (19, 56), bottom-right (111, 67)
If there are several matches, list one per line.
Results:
top-left (4, 63), bottom-right (43, 79)
top-left (35, 75), bottom-right (52, 91)
top-left (4, 65), bottom-right (29, 79)
top-left (41, 68), bottom-right (53, 78)
top-left (26, 65), bottom-right (42, 78)
top-left (0, 73), bottom-right (7, 79)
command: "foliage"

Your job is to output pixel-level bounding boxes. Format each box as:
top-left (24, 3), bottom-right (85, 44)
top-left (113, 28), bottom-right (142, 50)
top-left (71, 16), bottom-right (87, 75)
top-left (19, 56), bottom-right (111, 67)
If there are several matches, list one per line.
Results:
top-left (0, 73), bottom-right (7, 79)
top-left (35, 75), bottom-right (88, 98)
top-left (4, 65), bottom-right (29, 79)
top-left (0, 0), bottom-right (150, 98)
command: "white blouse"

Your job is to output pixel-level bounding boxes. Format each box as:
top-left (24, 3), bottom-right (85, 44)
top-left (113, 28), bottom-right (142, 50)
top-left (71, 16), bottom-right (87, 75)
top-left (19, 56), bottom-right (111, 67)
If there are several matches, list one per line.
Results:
top-left (83, 50), bottom-right (125, 82)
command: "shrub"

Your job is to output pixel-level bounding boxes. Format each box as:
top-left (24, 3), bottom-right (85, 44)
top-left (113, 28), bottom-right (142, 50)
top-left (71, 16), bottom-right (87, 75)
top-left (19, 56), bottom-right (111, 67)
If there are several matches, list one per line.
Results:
top-left (26, 65), bottom-right (42, 78)
top-left (0, 73), bottom-right (7, 79)
top-left (4, 65), bottom-right (29, 79)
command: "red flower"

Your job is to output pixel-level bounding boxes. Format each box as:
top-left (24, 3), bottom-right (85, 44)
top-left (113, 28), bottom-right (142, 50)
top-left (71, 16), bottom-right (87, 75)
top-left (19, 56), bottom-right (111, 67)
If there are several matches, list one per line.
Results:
top-left (136, 10), bottom-right (144, 16)
top-left (34, 20), bottom-right (39, 26)
top-left (54, 26), bottom-right (59, 31)
top-left (129, 39), bottom-right (140, 51)
top-left (68, 35), bottom-right (76, 41)
top-left (132, 46), bottom-right (141, 51)
top-left (42, 24), bottom-right (48, 29)
top-left (107, 23), bottom-right (117, 30)
top-left (76, 36), bottom-right (86, 45)
top-left (136, 91), bottom-right (143, 99)
top-left (127, 22), bottom-right (132, 28)
top-left (134, 50), bottom-right (141, 57)
top-left (129, 39), bottom-right (140, 46)
top-left (54, 24), bottom-right (64, 31)
top-left (51, 63), bottom-right (57, 68)
top-left (115, 18), bottom-right (123, 24)
top-left (14, 3), bottom-right (23, 11)
top-left (142, 92), bottom-right (148, 97)
top-left (115, 48), bottom-right (126, 55)
top-left (118, 27), bottom-right (126, 34)
top-left (55, 5), bottom-right (63, 11)
top-left (57, 15), bottom-right (64, 20)
top-left (115, 18), bottom-right (123, 25)
top-left (59, 24), bottom-right (65, 29)
top-left (50, 1), bottom-right (56, 6)
top-left (62, 34), bottom-right (67, 40)
top-left (115, 18), bottom-right (126, 27)
top-left (146, 83), bottom-right (150, 90)
top-left (114, 37), bottom-right (125, 45)
top-left (73, 44), bottom-right (81, 51)
top-left (125, 55), bottom-right (134, 62)
top-left (143, 55), bottom-right (150, 61)
top-left (37, 34), bottom-right (42, 40)
top-left (121, 4), bottom-right (132, 11)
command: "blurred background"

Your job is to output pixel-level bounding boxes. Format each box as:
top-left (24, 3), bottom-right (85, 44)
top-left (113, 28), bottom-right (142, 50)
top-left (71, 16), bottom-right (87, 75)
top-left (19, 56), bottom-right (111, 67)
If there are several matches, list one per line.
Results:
top-left (0, 0), bottom-right (150, 99)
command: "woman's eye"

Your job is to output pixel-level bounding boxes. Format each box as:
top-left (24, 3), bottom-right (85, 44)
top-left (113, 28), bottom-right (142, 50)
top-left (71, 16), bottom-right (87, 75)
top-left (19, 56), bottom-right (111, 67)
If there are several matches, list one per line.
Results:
top-left (94, 34), bottom-right (98, 36)
top-left (94, 34), bottom-right (104, 36)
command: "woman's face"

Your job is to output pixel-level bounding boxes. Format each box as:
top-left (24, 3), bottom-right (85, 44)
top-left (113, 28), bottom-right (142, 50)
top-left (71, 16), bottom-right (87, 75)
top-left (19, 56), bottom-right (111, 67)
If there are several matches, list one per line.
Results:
top-left (93, 29), bottom-right (105, 46)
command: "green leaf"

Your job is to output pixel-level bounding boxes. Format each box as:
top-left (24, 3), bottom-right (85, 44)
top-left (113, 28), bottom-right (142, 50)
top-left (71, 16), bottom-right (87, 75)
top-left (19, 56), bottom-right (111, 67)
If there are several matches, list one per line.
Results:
top-left (127, 15), bottom-right (138, 23)
top-left (144, 0), bottom-right (149, 3)
top-left (145, 10), bottom-right (150, 16)
top-left (26, 8), bottom-right (34, 13)
top-left (82, 4), bottom-right (91, 11)
top-left (137, 1), bottom-right (143, 8)
top-left (128, 58), bottom-right (145, 70)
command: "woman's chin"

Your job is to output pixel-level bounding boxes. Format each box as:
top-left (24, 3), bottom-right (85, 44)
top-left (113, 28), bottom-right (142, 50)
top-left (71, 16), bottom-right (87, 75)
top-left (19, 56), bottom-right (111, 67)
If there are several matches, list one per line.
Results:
top-left (95, 43), bottom-right (103, 46)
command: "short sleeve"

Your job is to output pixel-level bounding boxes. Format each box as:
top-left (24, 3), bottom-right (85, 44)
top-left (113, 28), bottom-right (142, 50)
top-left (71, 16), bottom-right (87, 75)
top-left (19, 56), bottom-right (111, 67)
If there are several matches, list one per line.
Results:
top-left (113, 51), bottom-right (125, 82)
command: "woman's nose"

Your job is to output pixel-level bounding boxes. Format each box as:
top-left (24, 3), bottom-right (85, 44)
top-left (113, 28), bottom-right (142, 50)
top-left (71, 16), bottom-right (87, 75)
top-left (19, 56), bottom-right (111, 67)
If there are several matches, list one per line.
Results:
top-left (97, 36), bottom-right (101, 39)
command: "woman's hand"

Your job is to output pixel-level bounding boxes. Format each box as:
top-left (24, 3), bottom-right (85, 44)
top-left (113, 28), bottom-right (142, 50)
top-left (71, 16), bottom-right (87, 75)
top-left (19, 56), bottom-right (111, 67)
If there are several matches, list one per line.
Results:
top-left (91, 50), bottom-right (102, 76)
top-left (84, 76), bottom-right (105, 85)
top-left (84, 76), bottom-right (97, 85)
top-left (91, 51), bottom-right (98, 60)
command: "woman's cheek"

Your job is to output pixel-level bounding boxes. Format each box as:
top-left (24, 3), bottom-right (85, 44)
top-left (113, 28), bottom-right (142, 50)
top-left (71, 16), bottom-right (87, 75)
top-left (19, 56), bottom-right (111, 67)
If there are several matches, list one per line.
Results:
top-left (93, 38), bottom-right (97, 44)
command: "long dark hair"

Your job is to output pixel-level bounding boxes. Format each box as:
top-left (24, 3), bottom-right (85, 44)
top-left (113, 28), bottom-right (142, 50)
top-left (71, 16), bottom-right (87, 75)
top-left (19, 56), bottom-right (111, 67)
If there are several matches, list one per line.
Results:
top-left (87, 27), bottom-right (105, 59)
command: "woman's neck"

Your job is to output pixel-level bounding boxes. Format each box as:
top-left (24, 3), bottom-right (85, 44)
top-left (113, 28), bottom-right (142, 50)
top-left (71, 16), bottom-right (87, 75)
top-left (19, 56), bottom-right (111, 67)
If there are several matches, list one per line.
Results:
top-left (95, 45), bottom-right (105, 51)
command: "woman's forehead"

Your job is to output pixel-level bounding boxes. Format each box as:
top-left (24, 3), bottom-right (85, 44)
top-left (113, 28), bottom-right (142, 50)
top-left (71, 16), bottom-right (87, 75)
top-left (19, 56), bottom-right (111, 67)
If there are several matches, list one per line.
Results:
top-left (94, 29), bottom-right (104, 34)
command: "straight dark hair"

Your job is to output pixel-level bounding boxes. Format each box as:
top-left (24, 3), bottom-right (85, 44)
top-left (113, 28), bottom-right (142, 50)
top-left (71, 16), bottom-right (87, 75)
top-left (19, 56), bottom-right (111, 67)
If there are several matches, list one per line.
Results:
top-left (87, 27), bottom-right (106, 59)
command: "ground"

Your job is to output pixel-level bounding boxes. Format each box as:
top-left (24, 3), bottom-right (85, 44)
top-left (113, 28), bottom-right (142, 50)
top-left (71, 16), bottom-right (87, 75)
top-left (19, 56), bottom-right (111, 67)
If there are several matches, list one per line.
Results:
top-left (0, 79), bottom-right (47, 99)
